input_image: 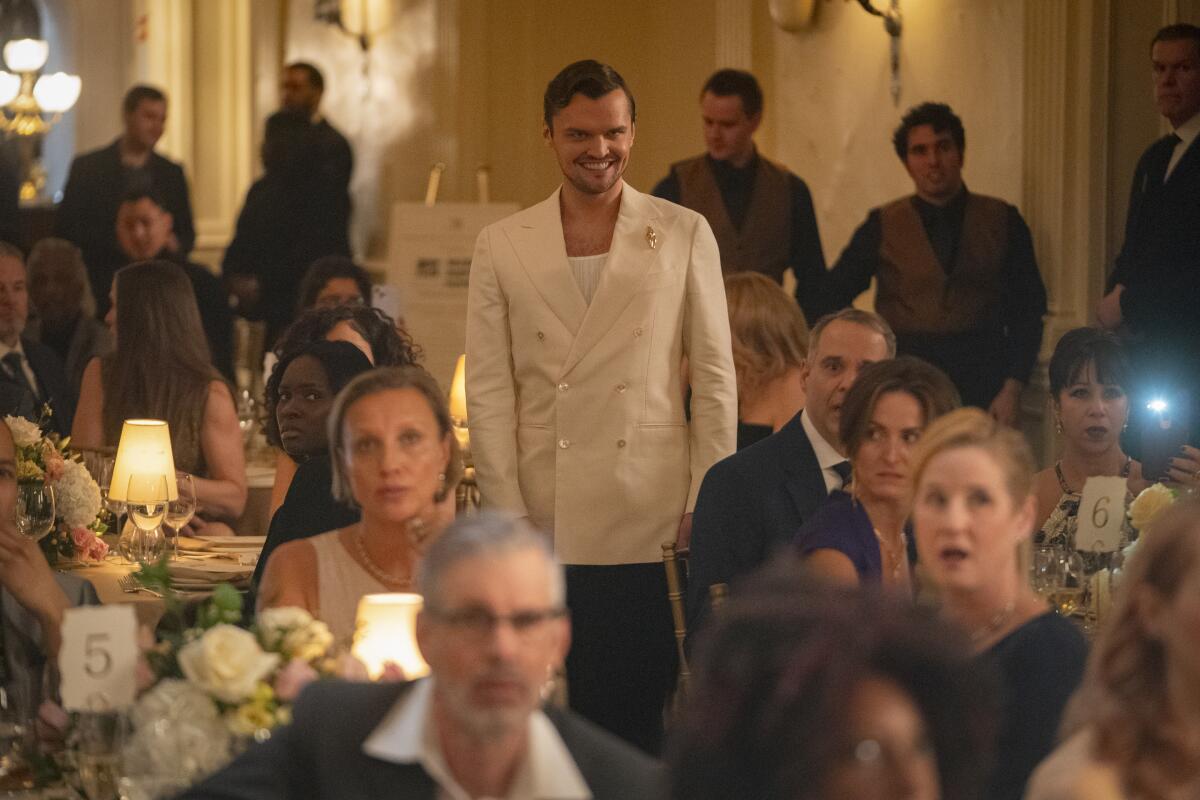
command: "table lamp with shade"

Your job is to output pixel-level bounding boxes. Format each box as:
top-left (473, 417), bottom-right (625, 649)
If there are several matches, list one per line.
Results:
top-left (352, 593), bottom-right (430, 680)
top-left (107, 419), bottom-right (178, 562)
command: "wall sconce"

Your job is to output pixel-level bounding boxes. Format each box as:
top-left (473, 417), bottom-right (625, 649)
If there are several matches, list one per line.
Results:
top-left (352, 593), bottom-right (430, 680)
top-left (857, 0), bottom-right (903, 106)
top-left (448, 353), bottom-right (470, 462)
top-left (316, 0), bottom-right (395, 52)
top-left (0, 36), bottom-right (81, 199)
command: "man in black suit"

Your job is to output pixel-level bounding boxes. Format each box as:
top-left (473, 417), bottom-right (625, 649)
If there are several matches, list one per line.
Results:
top-left (0, 243), bottom-right (73, 435)
top-left (180, 513), bottom-right (662, 800)
top-left (114, 190), bottom-right (234, 381)
top-left (1098, 24), bottom-right (1200, 453)
top-left (279, 62), bottom-right (353, 196)
top-left (55, 85), bottom-right (195, 318)
top-left (686, 309), bottom-right (894, 632)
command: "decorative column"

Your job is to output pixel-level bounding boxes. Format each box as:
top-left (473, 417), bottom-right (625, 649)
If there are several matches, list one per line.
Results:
top-left (715, 0), bottom-right (753, 68)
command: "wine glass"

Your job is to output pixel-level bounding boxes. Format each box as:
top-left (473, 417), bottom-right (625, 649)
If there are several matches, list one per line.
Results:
top-left (1037, 546), bottom-right (1086, 617)
top-left (164, 473), bottom-right (197, 559)
top-left (118, 474), bottom-right (168, 564)
top-left (72, 710), bottom-right (126, 800)
top-left (15, 482), bottom-right (55, 541)
top-left (0, 682), bottom-right (35, 793)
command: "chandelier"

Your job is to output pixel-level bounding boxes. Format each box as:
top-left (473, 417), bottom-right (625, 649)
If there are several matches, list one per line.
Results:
top-left (0, 37), bottom-right (81, 136)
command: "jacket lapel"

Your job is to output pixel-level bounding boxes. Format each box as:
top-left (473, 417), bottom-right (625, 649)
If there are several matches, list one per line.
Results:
top-left (502, 189), bottom-right (589, 338)
top-left (560, 183), bottom-right (664, 378)
top-left (779, 417), bottom-right (828, 538)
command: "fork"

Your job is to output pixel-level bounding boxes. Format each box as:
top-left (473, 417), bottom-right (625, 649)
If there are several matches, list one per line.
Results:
top-left (119, 574), bottom-right (162, 596)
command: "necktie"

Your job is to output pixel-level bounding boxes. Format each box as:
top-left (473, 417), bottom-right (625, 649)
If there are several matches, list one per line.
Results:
top-left (832, 460), bottom-right (852, 489)
top-left (2, 352), bottom-right (37, 404)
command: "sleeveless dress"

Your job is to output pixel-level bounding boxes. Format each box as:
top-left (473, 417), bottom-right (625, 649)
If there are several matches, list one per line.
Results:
top-left (308, 531), bottom-right (390, 644)
top-left (1036, 460), bottom-right (1134, 573)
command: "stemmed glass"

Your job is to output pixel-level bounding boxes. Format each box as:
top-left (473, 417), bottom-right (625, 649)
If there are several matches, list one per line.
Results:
top-left (164, 473), bottom-right (197, 560)
top-left (0, 682), bottom-right (35, 793)
top-left (98, 455), bottom-right (124, 533)
top-left (118, 474), bottom-right (168, 564)
top-left (15, 482), bottom-right (55, 541)
top-left (1033, 545), bottom-right (1085, 617)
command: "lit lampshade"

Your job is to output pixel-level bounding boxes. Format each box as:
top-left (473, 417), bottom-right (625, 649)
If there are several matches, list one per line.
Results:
top-left (352, 593), bottom-right (430, 680)
top-left (0, 72), bottom-right (19, 107)
top-left (339, 0), bottom-right (394, 39)
top-left (448, 354), bottom-right (467, 423)
top-left (3, 38), bottom-right (48, 72)
top-left (107, 420), bottom-right (179, 503)
top-left (33, 72), bottom-right (80, 112)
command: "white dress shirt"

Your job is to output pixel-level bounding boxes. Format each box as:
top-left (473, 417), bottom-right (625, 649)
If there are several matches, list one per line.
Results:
top-left (1165, 110), bottom-right (1200, 180)
top-left (0, 340), bottom-right (41, 399)
top-left (362, 678), bottom-right (592, 800)
top-left (800, 409), bottom-right (848, 493)
top-left (566, 253), bottom-right (608, 307)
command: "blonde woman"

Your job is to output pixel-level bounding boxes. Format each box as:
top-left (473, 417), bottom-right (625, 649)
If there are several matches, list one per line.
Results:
top-left (724, 272), bottom-right (808, 450)
top-left (909, 408), bottom-right (1087, 800)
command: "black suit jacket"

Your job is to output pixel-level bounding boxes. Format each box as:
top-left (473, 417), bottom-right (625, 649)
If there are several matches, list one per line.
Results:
top-left (1109, 133), bottom-right (1200, 355)
top-left (0, 337), bottom-right (74, 436)
top-left (55, 139), bottom-right (195, 315)
top-left (686, 411), bottom-right (828, 634)
top-left (178, 681), bottom-right (663, 800)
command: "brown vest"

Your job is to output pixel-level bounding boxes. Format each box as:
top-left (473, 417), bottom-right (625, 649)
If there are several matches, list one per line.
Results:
top-left (876, 194), bottom-right (1009, 335)
top-left (674, 155), bottom-right (792, 281)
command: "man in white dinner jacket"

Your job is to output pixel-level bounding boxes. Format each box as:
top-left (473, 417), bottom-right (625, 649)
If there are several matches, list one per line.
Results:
top-left (466, 60), bottom-right (736, 754)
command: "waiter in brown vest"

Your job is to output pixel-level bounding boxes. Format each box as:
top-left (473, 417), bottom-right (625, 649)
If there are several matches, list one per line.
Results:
top-left (652, 69), bottom-right (825, 297)
top-left (799, 102), bottom-right (1046, 424)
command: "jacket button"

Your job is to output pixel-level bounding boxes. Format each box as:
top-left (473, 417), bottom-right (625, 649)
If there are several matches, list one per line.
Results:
top-left (557, 382), bottom-right (569, 392)
top-left (615, 383), bottom-right (627, 393)
top-left (558, 439), bottom-right (570, 449)
top-left (634, 327), bottom-right (643, 337)
top-left (537, 331), bottom-right (545, 341)
top-left (617, 439), bottom-right (626, 448)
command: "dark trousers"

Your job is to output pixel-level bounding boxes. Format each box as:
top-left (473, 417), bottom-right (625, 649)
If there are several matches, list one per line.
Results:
top-left (564, 562), bottom-right (677, 755)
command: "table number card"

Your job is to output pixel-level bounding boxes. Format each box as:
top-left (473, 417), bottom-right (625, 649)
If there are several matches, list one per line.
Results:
top-left (1077, 476), bottom-right (1128, 553)
top-left (58, 605), bottom-right (137, 711)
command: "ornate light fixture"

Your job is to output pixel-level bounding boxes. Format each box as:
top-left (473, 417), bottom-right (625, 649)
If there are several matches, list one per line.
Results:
top-left (0, 37), bottom-right (80, 136)
top-left (856, 0), bottom-right (903, 106)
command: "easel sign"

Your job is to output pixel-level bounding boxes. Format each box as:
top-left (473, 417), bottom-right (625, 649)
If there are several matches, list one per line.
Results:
top-left (58, 605), bottom-right (138, 711)
top-left (1076, 476), bottom-right (1128, 553)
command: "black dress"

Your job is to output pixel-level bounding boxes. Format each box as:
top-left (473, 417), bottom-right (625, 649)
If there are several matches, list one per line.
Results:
top-left (252, 454), bottom-right (360, 588)
top-left (980, 611), bottom-right (1087, 800)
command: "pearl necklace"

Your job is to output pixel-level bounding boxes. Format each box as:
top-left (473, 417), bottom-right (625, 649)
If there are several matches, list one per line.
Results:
top-left (353, 529), bottom-right (413, 589)
top-left (872, 527), bottom-right (908, 582)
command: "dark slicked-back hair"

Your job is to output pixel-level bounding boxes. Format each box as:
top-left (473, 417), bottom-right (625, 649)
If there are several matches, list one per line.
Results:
top-left (892, 102), bottom-right (965, 161)
top-left (1048, 327), bottom-right (1131, 399)
top-left (285, 61), bottom-right (325, 93)
top-left (543, 59), bottom-right (636, 129)
top-left (123, 85), bottom-right (166, 116)
top-left (669, 561), bottom-right (996, 800)
top-left (701, 68), bottom-right (764, 117)
top-left (1151, 23), bottom-right (1200, 54)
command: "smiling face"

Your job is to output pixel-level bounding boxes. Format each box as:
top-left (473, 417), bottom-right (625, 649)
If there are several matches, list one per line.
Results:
top-left (419, 547), bottom-right (570, 740)
top-left (853, 391), bottom-right (925, 505)
top-left (341, 388), bottom-right (450, 524)
top-left (823, 676), bottom-right (941, 800)
top-left (1055, 360), bottom-right (1128, 458)
top-left (700, 91), bottom-right (760, 165)
top-left (912, 446), bottom-right (1035, 595)
top-left (544, 89), bottom-right (634, 201)
top-left (1153, 37), bottom-right (1200, 128)
top-left (803, 320), bottom-right (892, 451)
top-left (902, 124), bottom-right (964, 205)
top-left (276, 355), bottom-right (334, 459)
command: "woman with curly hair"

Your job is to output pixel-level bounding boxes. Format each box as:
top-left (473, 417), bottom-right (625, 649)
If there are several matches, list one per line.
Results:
top-left (1027, 500), bottom-right (1200, 800)
top-left (723, 272), bottom-right (808, 450)
top-left (668, 562), bottom-right (995, 800)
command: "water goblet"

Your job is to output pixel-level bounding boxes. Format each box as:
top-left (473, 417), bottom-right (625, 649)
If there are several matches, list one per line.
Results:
top-left (117, 474), bottom-right (168, 564)
top-left (164, 473), bottom-right (196, 559)
top-left (16, 482), bottom-right (55, 541)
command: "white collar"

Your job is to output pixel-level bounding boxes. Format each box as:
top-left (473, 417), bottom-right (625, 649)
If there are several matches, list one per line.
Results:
top-left (362, 679), bottom-right (592, 800)
top-left (0, 340), bottom-right (26, 360)
top-left (800, 409), bottom-right (844, 469)
top-left (1172, 110), bottom-right (1200, 149)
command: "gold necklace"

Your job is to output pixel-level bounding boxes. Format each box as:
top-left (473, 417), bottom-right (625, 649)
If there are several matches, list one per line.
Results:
top-left (353, 529), bottom-right (413, 589)
top-left (872, 527), bottom-right (907, 581)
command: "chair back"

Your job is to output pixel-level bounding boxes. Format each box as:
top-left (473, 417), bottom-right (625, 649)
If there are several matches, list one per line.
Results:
top-left (661, 541), bottom-right (690, 698)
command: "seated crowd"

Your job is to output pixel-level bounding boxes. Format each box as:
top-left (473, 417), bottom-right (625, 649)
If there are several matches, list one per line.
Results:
top-left (3, 29), bottom-right (1200, 800)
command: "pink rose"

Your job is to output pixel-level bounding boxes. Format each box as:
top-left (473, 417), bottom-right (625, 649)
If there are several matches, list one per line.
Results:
top-left (41, 446), bottom-right (64, 483)
top-left (274, 658), bottom-right (319, 702)
top-left (71, 527), bottom-right (91, 549)
top-left (85, 536), bottom-right (108, 561)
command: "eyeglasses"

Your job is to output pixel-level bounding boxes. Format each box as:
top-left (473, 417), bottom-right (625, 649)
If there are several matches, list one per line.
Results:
top-left (427, 606), bottom-right (567, 640)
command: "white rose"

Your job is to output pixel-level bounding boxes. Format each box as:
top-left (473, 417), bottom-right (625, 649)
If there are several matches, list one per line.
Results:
top-left (1129, 482), bottom-right (1176, 534)
top-left (4, 415), bottom-right (42, 447)
top-left (257, 607), bottom-right (333, 662)
top-left (179, 624), bottom-right (280, 704)
top-left (56, 459), bottom-right (102, 528)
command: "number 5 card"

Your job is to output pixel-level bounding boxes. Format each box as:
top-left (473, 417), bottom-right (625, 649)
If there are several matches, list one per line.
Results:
top-left (59, 605), bottom-right (138, 711)
top-left (1077, 476), bottom-right (1128, 553)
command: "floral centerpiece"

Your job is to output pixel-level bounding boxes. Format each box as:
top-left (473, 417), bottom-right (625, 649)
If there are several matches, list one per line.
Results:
top-left (124, 570), bottom-right (346, 786)
top-left (1125, 481), bottom-right (1179, 556)
top-left (4, 414), bottom-right (106, 563)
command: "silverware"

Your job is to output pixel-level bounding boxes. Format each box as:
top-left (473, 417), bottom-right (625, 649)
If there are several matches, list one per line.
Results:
top-left (118, 574), bottom-right (162, 597)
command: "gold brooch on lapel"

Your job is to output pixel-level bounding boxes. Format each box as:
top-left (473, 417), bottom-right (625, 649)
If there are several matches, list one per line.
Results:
top-left (645, 225), bottom-right (658, 250)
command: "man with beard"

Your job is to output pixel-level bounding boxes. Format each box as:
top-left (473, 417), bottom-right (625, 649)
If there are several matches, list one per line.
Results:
top-left (179, 514), bottom-right (661, 800)
top-left (465, 60), bottom-right (736, 754)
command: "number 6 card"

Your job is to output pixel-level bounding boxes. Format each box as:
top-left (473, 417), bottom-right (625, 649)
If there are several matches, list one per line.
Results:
top-left (59, 605), bottom-right (138, 711)
top-left (1077, 476), bottom-right (1128, 553)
